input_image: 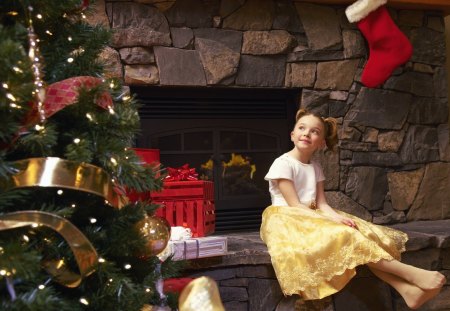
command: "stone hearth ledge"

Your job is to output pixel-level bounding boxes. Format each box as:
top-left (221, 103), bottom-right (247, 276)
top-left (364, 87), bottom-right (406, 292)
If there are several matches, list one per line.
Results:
top-left (188, 219), bottom-right (450, 270)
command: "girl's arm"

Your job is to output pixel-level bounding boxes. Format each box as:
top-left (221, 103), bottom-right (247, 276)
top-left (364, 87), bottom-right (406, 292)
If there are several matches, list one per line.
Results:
top-left (316, 181), bottom-right (357, 228)
top-left (277, 179), bottom-right (327, 215)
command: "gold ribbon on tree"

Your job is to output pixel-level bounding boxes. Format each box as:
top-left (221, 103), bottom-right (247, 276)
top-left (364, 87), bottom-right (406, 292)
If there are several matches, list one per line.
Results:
top-left (1, 157), bottom-right (126, 209)
top-left (0, 157), bottom-right (128, 287)
top-left (0, 211), bottom-right (98, 288)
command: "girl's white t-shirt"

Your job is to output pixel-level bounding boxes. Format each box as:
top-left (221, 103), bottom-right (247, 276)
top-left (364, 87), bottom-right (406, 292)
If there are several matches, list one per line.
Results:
top-left (264, 153), bottom-right (325, 207)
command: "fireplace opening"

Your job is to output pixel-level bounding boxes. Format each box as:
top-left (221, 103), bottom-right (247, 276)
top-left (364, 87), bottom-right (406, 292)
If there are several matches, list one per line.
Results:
top-left (131, 86), bottom-right (299, 232)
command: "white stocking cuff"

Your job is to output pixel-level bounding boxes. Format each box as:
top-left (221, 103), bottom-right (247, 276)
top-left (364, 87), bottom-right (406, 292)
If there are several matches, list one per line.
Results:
top-left (345, 0), bottom-right (388, 23)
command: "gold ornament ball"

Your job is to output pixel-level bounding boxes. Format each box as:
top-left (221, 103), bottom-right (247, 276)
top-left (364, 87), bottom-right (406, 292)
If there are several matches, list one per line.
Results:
top-left (135, 216), bottom-right (171, 256)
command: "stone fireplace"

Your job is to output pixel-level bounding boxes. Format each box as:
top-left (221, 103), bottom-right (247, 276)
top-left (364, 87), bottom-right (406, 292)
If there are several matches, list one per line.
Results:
top-left (91, 0), bottom-right (450, 230)
top-left (132, 86), bottom-right (298, 231)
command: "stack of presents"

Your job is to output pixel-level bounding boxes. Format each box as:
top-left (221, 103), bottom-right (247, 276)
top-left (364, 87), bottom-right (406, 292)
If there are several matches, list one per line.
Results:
top-left (132, 148), bottom-right (227, 261)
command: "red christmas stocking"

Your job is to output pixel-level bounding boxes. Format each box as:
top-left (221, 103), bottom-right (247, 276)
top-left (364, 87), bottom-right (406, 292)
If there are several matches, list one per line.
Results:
top-left (358, 6), bottom-right (413, 87)
top-left (346, 1), bottom-right (413, 88)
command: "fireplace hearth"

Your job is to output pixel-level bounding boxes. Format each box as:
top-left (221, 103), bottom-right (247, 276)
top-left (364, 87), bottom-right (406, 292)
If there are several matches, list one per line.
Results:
top-left (132, 86), bottom-right (299, 232)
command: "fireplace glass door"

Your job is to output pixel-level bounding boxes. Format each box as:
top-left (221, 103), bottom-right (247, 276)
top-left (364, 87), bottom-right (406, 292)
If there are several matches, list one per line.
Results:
top-left (133, 87), bottom-right (298, 231)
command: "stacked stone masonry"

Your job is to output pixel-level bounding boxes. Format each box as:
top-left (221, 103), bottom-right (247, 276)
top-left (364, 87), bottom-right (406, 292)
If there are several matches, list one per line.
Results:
top-left (84, 0), bottom-right (450, 310)
top-left (187, 221), bottom-right (450, 311)
top-left (88, 0), bottom-right (450, 225)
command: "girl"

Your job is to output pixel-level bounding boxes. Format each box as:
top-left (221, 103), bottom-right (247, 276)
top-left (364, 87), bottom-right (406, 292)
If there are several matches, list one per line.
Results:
top-left (260, 109), bottom-right (445, 309)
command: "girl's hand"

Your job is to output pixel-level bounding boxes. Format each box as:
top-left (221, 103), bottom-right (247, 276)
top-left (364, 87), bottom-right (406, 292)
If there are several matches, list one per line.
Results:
top-left (328, 214), bottom-right (358, 229)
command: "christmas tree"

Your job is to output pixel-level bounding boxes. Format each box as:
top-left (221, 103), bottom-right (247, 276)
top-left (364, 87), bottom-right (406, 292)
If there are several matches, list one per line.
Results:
top-left (0, 0), bottom-right (184, 309)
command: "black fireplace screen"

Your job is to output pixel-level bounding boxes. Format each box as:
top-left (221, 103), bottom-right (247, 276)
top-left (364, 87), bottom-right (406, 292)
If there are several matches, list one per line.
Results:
top-left (132, 86), bottom-right (298, 232)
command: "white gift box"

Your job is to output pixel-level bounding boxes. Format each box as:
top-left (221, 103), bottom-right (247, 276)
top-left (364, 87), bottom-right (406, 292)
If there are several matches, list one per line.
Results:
top-left (159, 236), bottom-right (227, 261)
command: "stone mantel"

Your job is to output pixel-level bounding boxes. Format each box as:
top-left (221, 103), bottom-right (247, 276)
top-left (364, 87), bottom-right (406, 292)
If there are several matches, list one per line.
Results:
top-left (304, 0), bottom-right (450, 12)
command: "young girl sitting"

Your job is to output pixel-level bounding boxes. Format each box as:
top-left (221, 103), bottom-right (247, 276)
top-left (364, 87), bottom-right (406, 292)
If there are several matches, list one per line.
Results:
top-left (260, 108), bottom-right (446, 309)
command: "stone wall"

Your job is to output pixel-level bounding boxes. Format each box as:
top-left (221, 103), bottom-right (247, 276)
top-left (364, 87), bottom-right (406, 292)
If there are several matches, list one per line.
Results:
top-left (89, 0), bottom-right (450, 224)
top-left (187, 222), bottom-right (450, 311)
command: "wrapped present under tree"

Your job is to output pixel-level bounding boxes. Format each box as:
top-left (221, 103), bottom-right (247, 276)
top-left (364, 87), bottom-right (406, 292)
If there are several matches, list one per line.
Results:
top-left (151, 164), bottom-right (216, 237)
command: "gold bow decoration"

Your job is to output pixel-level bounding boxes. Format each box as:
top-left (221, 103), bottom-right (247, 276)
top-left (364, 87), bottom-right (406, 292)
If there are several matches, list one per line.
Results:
top-left (1, 157), bottom-right (127, 209)
top-left (0, 211), bottom-right (98, 288)
top-left (178, 277), bottom-right (225, 311)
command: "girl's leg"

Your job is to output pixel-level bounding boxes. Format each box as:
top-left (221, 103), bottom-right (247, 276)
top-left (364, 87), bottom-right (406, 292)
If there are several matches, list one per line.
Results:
top-left (368, 267), bottom-right (443, 310)
top-left (366, 259), bottom-right (445, 290)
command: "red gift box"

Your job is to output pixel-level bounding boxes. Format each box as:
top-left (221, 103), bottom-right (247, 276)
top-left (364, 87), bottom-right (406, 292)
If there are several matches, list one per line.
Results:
top-left (151, 181), bottom-right (214, 200)
top-left (126, 148), bottom-right (160, 202)
top-left (132, 148), bottom-right (160, 164)
top-left (152, 181), bottom-right (215, 237)
top-left (153, 199), bottom-right (215, 238)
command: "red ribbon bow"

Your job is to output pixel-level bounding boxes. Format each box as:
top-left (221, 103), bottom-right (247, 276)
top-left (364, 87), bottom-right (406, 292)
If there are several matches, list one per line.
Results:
top-left (164, 164), bottom-right (198, 182)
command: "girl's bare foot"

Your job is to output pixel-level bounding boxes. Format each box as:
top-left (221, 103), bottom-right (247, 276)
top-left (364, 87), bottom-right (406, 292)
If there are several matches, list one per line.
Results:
top-left (408, 269), bottom-right (446, 290)
top-left (402, 284), bottom-right (443, 310)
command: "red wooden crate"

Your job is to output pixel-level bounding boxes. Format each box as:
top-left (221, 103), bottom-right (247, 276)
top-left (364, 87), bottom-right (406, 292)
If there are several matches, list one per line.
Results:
top-left (154, 199), bottom-right (215, 237)
top-left (151, 181), bottom-right (214, 200)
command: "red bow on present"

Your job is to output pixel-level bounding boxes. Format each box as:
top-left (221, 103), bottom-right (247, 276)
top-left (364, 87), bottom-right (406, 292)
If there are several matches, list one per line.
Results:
top-left (164, 164), bottom-right (198, 181)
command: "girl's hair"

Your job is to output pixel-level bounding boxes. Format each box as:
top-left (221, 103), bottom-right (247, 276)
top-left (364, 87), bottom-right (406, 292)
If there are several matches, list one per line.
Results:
top-left (295, 108), bottom-right (339, 151)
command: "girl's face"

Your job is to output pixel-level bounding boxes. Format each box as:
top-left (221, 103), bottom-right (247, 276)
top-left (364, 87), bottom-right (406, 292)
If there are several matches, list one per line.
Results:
top-left (291, 114), bottom-right (326, 152)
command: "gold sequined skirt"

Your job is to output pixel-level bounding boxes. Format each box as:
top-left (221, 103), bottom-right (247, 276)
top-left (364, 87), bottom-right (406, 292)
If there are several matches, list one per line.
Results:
top-left (260, 205), bottom-right (408, 300)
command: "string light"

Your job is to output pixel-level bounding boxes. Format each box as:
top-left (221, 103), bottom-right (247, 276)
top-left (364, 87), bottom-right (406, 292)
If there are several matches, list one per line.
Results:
top-left (124, 264), bottom-right (131, 270)
top-left (38, 284), bottom-right (45, 290)
top-left (108, 107), bottom-right (115, 114)
top-left (79, 298), bottom-right (89, 305)
top-left (86, 113), bottom-right (93, 121)
top-left (27, 6), bottom-right (46, 123)
top-left (67, 57), bottom-right (74, 63)
top-left (45, 30), bottom-right (53, 36)
top-left (6, 93), bottom-right (16, 101)
top-left (73, 138), bottom-right (81, 144)
top-left (145, 288), bottom-right (151, 293)
top-left (57, 189), bottom-right (63, 195)
top-left (35, 124), bottom-right (44, 131)
top-left (31, 223), bottom-right (38, 228)
top-left (12, 67), bottom-right (23, 73)
top-left (56, 260), bottom-right (64, 269)
top-left (98, 258), bottom-right (106, 263)
top-left (110, 157), bottom-right (118, 166)
top-left (68, 36), bottom-right (72, 41)
top-left (23, 235), bottom-right (30, 242)
top-left (71, 204), bottom-right (76, 208)
top-left (89, 218), bottom-right (97, 224)
top-left (0, 247), bottom-right (4, 254)
top-left (2, 83), bottom-right (9, 89)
